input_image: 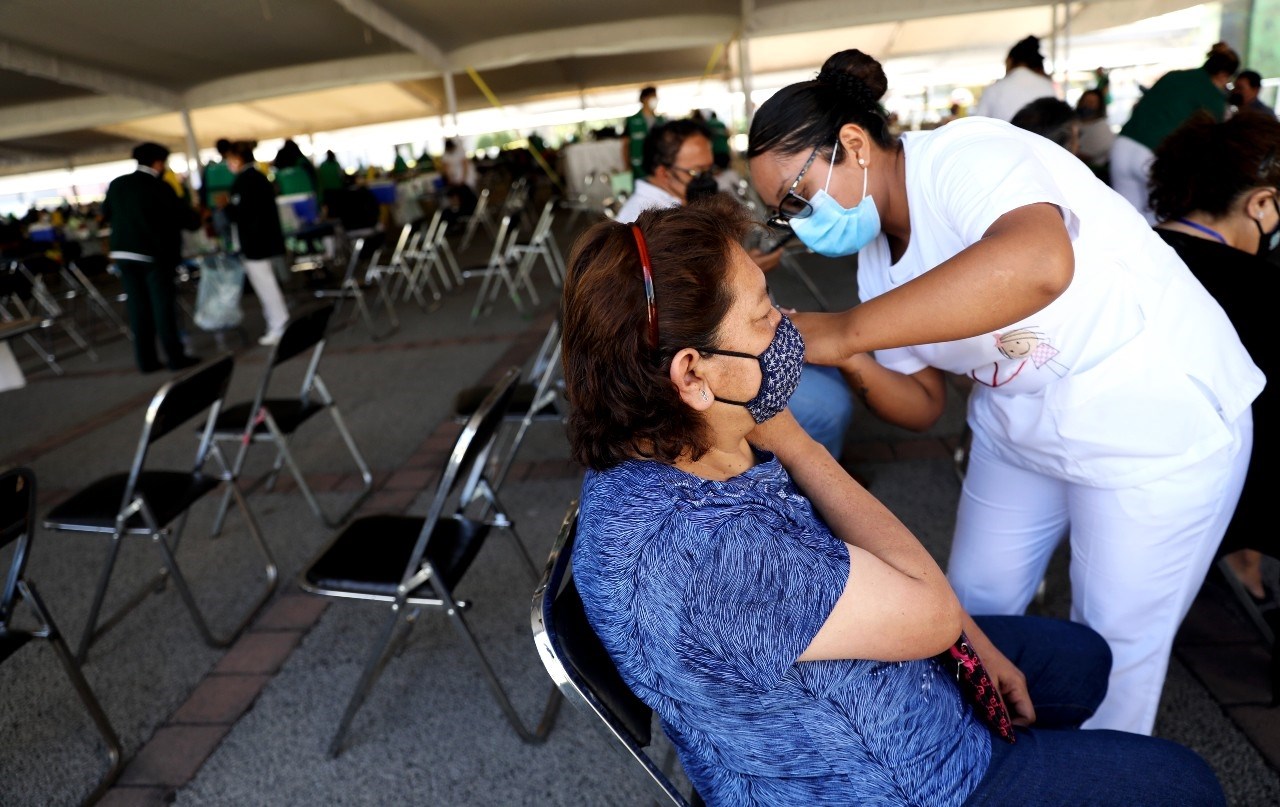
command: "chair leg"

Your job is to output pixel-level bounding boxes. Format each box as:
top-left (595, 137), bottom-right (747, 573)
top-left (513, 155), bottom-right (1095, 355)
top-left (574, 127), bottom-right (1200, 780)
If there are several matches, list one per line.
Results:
top-left (76, 533), bottom-right (126, 663)
top-left (22, 581), bottom-right (124, 800)
top-left (325, 407), bottom-right (375, 523)
top-left (446, 607), bottom-right (562, 744)
top-left (328, 606), bottom-right (409, 757)
top-left (150, 484), bottom-right (278, 648)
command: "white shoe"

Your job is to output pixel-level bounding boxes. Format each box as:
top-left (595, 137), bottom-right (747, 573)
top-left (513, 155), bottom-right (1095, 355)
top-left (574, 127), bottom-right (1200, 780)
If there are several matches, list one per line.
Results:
top-left (258, 332), bottom-right (281, 347)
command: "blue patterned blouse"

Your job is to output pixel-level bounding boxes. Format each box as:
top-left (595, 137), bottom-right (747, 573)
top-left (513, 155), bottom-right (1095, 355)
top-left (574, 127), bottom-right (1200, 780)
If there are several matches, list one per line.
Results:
top-left (574, 452), bottom-right (991, 806)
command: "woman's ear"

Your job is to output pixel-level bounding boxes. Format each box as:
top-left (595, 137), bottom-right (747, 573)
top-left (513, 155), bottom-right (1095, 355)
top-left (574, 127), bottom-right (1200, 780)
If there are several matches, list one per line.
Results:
top-left (1244, 188), bottom-right (1277, 222)
top-left (837, 123), bottom-right (870, 166)
top-left (669, 348), bottom-right (713, 412)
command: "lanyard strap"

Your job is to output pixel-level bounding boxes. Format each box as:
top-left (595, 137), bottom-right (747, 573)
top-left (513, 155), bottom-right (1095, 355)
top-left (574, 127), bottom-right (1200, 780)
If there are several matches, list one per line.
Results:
top-left (1175, 218), bottom-right (1228, 245)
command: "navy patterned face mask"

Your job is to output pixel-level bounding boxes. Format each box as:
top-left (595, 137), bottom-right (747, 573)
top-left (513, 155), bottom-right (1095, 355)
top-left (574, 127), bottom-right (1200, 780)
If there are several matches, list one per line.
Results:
top-left (704, 314), bottom-right (806, 423)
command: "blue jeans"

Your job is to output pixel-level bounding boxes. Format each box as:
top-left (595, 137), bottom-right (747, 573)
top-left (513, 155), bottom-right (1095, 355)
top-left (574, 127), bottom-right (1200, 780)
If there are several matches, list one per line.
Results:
top-left (964, 616), bottom-right (1225, 806)
top-left (789, 364), bottom-right (853, 459)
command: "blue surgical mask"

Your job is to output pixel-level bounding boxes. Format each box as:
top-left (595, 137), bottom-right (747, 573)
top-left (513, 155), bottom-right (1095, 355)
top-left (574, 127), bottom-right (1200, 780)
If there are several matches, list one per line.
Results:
top-left (704, 314), bottom-right (806, 423)
top-left (790, 139), bottom-right (882, 258)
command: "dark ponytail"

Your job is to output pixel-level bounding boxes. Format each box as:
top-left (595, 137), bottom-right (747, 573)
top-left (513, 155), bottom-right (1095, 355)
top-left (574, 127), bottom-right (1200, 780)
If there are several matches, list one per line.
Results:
top-left (748, 49), bottom-right (896, 164)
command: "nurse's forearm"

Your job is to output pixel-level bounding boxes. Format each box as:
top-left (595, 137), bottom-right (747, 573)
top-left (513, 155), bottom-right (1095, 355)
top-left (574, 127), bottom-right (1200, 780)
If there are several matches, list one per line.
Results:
top-left (798, 204), bottom-right (1074, 361)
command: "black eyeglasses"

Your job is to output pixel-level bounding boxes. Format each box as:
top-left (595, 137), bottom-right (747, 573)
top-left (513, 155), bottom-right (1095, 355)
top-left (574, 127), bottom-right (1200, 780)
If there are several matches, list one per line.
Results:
top-left (765, 145), bottom-right (822, 230)
top-left (631, 224), bottom-right (659, 351)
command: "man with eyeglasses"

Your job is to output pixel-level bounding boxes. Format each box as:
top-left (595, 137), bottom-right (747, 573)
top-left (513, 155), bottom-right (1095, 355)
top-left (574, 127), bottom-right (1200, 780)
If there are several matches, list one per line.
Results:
top-left (618, 119), bottom-right (855, 460)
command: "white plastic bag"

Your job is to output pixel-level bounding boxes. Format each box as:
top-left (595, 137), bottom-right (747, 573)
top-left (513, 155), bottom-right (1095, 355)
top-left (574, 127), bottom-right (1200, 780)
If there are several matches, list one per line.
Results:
top-left (194, 254), bottom-right (245, 331)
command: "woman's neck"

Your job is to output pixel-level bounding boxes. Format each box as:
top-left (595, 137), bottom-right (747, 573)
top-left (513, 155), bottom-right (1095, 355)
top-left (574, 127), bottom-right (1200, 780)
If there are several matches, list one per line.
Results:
top-left (674, 435), bottom-right (757, 482)
top-left (1158, 211), bottom-right (1251, 252)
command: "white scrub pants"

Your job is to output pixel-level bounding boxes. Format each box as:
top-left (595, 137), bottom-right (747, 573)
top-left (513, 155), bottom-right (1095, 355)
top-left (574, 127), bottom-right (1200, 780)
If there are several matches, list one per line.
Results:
top-left (242, 256), bottom-right (290, 339)
top-left (1109, 135), bottom-right (1157, 226)
top-left (948, 411), bottom-right (1252, 735)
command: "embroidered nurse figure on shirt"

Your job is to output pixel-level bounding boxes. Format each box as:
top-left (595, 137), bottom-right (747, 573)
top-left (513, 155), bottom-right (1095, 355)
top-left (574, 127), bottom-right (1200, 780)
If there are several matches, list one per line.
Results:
top-left (971, 327), bottom-right (1070, 387)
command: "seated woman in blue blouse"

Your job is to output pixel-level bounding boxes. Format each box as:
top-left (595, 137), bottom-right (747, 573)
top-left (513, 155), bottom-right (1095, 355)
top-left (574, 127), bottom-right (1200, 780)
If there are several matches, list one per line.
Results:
top-left (561, 195), bottom-right (1225, 807)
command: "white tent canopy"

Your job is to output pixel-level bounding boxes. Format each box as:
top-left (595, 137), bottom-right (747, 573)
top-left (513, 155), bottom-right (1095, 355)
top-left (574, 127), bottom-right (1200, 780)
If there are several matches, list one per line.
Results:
top-left (0, 0), bottom-right (1205, 176)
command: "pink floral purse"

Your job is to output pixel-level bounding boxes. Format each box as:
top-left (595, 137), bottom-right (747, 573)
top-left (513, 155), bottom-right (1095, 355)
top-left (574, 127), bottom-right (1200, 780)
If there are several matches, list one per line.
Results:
top-left (936, 631), bottom-right (1017, 744)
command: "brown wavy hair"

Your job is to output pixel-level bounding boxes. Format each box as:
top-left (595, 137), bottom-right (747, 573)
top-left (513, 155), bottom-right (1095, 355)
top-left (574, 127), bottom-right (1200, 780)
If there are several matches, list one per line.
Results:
top-left (562, 195), bottom-right (754, 471)
top-left (1149, 111), bottom-right (1280, 221)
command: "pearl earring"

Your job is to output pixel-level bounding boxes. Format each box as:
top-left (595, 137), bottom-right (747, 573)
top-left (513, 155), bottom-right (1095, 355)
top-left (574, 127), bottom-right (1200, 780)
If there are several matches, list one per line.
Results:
top-left (858, 158), bottom-right (866, 166)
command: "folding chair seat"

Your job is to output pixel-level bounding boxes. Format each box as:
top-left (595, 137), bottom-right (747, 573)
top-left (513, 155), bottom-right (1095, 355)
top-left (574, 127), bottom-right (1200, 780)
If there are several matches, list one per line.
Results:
top-left (300, 366), bottom-right (561, 755)
top-left (532, 505), bottom-right (703, 807)
top-left (43, 354), bottom-right (278, 662)
top-left (452, 316), bottom-right (564, 489)
top-left (1, 468), bottom-right (123, 803)
top-left (208, 301), bottom-right (373, 532)
top-left (314, 234), bottom-right (399, 340)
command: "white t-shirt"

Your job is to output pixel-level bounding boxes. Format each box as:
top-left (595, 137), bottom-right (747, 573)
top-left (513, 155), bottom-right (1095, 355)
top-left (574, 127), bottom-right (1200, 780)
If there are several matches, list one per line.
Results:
top-left (973, 67), bottom-right (1058, 122)
top-left (616, 179), bottom-right (681, 224)
top-left (440, 149), bottom-right (476, 189)
top-left (858, 117), bottom-right (1263, 487)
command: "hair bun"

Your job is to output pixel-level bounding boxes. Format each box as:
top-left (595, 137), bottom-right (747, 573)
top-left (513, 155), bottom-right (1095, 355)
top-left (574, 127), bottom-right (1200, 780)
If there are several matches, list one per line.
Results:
top-left (817, 50), bottom-right (888, 108)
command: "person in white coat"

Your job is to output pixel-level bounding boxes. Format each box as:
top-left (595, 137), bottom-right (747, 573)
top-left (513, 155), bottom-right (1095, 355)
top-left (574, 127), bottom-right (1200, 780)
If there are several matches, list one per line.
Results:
top-left (748, 49), bottom-right (1261, 736)
top-left (974, 36), bottom-right (1058, 122)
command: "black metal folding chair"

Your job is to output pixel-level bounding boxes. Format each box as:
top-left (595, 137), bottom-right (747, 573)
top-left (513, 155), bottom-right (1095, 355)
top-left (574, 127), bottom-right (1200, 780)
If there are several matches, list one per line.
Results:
top-left (2, 468), bottom-right (123, 803)
top-left (299, 366), bottom-right (561, 756)
top-left (458, 187), bottom-right (497, 252)
top-left (313, 234), bottom-right (399, 340)
top-left (43, 354), bottom-right (279, 662)
top-left (461, 214), bottom-right (529, 320)
top-left (532, 504), bottom-right (703, 807)
top-left (452, 316), bottom-right (564, 490)
top-left (509, 199), bottom-right (566, 291)
top-left (207, 301), bottom-right (373, 532)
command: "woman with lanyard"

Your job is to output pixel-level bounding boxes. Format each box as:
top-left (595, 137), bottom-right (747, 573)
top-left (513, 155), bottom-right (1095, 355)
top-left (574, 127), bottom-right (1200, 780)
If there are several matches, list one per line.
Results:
top-left (746, 49), bottom-right (1263, 735)
top-left (1149, 112), bottom-right (1280, 630)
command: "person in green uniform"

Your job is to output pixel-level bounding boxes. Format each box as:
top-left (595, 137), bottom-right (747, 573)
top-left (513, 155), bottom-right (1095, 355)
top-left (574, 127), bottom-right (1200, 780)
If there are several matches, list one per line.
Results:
top-left (1111, 42), bottom-right (1240, 223)
top-left (622, 86), bottom-right (664, 179)
top-left (317, 151), bottom-right (345, 197)
top-left (201, 139), bottom-right (237, 250)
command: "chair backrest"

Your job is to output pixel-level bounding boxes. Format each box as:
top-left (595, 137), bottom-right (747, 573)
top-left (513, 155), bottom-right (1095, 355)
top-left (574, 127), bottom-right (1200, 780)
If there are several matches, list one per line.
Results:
top-left (531, 200), bottom-right (556, 243)
top-left (486, 216), bottom-right (514, 265)
top-left (0, 467), bottom-right (36, 626)
top-left (141, 353), bottom-right (236, 447)
top-left (532, 505), bottom-right (693, 807)
top-left (270, 301), bottom-right (335, 368)
top-left (123, 354), bottom-right (235, 506)
top-left (389, 223), bottom-right (412, 264)
top-left (446, 366), bottom-right (522, 508)
top-left (391, 367), bottom-right (521, 597)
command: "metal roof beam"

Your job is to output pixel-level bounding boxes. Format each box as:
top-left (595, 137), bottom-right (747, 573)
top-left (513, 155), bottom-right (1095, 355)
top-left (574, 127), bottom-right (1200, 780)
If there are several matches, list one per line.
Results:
top-left (0, 96), bottom-right (166, 141)
top-left (330, 0), bottom-right (450, 67)
top-left (0, 38), bottom-right (181, 108)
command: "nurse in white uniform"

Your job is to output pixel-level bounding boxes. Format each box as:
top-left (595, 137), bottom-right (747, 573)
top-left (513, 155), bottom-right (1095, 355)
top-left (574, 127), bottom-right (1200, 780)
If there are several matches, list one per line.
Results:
top-left (747, 49), bottom-right (1263, 735)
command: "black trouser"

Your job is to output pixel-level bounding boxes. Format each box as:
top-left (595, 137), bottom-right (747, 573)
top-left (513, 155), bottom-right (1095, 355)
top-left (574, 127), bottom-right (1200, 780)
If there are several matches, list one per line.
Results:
top-left (117, 259), bottom-right (184, 371)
